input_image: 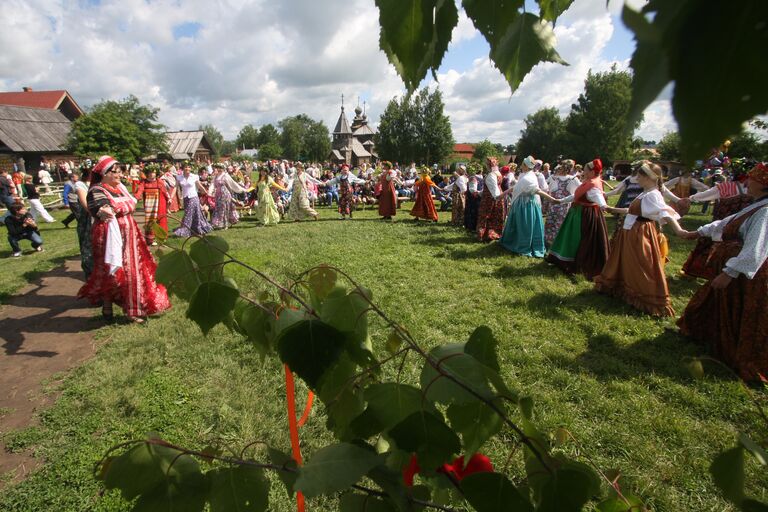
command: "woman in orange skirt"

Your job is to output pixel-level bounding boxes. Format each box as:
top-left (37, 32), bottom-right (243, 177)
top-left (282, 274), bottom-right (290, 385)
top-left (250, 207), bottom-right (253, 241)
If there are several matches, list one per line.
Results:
top-left (677, 163), bottom-right (768, 381)
top-left (595, 161), bottom-right (686, 316)
top-left (410, 167), bottom-right (439, 222)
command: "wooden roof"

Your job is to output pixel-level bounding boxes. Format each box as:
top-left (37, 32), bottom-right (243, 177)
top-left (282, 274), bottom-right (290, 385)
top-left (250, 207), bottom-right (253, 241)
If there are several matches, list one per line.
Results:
top-left (164, 130), bottom-right (214, 159)
top-left (0, 105), bottom-right (71, 152)
top-left (333, 107), bottom-right (352, 134)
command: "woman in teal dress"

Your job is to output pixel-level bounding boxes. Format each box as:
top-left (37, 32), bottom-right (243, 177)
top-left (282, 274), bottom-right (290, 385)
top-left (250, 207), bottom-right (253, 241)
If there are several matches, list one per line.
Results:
top-left (254, 167), bottom-right (287, 226)
top-left (500, 155), bottom-right (559, 257)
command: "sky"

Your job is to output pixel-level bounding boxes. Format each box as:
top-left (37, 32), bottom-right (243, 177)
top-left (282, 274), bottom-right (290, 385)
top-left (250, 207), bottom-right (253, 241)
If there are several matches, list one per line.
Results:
top-left (0, 0), bottom-right (676, 146)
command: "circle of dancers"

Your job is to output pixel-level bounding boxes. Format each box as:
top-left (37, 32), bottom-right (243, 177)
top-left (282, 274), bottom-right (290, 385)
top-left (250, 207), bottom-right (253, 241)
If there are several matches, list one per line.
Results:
top-left (5, 154), bottom-right (766, 380)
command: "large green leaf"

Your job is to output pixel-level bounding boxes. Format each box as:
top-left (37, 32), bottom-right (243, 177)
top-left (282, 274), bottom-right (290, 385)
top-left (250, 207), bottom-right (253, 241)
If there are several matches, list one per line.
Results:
top-left (462, 0), bottom-right (524, 47)
top-left (238, 303), bottom-right (275, 356)
top-left (489, 12), bottom-right (566, 92)
top-left (208, 466), bottom-right (270, 512)
top-left (464, 326), bottom-right (500, 372)
top-left (294, 443), bottom-right (382, 497)
top-left (388, 410), bottom-right (460, 470)
top-left (351, 383), bottom-right (426, 439)
top-left (318, 287), bottom-right (374, 366)
top-left (461, 472), bottom-right (533, 512)
top-left (189, 235), bottom-right (229, 267)
top-left (340, 494), bottom-right (396, 512)
top-left (376, 0), bottom-right (459, 92)
top-left (538, 461), bottom-right (602, 512)
top-left (186, 281), bottom-right (240, 335)
top-left (307, 265), bottom-right (337, 301)
top-left (420, 343), bottom-right (494, 405)
top-left (266, 447), bottom-right (297, 498)
top-left (155, 249), bottom-right (200, 301)
top-left (132, 478), bottom-right (207, 512)
top-left (446, 401), bottom-right (503, 457)
top-left (536, 0), bottom-right (574, 23)
top-left (710, 446), bottom-right (745, 506)
top-left (277, 319), bottom-right (346, 389)
top-left (595, 495), bottom-right (645, 512)
top-left (273, 308), bottom-right (310, 339)
top-left (317, 354), bottom-right (365, 440)
top-left (667, 0), bottom-right (768, 161)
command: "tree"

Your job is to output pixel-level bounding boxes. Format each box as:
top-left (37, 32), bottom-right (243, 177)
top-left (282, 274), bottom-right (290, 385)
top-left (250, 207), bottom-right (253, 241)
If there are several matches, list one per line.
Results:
top-left (256, 123), bottom-right (281, 148)
top-left (375, 87), bottom-right (453, 164)
top-left (67, 95), bottom-right (167, 162)
top-left (200, 124), bottom-right (225, 156)
top-left (564, 67), bottom-right (641, 165)
top-left (728, 131), bottom-right (766, 160)
top-left (278, 114), bottom-right (329, 161)
top-left (471, 139), bottom-right (501, 163)
top-left (219, 140), bottom-right (237, 156)
top-left (516, 107), bottom-right (566, 164)
top-left (656, 132), bottom-right (682, 161)
top-left (258, 142), bottom-right (282, 159)
top-left (235, 124), bottom-right (259, 150)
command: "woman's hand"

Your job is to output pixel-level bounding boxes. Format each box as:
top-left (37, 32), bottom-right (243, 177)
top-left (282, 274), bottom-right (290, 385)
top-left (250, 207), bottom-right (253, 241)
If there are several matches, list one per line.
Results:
top-left (97, 205), bottom-right (115, 221)
top-left (678, 230), bottom-right (699, 240)
top-left (710, 272), bottom-right (733, 290)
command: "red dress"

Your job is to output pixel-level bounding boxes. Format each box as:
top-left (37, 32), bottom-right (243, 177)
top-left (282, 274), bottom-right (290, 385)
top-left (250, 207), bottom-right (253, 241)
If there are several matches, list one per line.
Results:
top-left (78, 183), bottom-right (170, 318)
top-left (477, 172), bottom-right (507, 241)
top-left (378, 172), bottom-right (398, 218)
top-left (410, 176), bottom-right (438, 221)
top-left (134, 179), bottom-right (170, 243)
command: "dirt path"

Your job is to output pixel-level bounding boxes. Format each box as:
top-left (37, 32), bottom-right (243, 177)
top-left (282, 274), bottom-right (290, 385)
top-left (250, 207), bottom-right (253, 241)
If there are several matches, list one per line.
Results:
top-left (0, 258), bottom-right (99, 488)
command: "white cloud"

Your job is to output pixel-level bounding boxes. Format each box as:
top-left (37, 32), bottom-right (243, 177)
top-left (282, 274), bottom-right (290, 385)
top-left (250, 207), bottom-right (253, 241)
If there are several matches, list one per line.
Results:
top-left (0, 0), bottom-right (674, 148)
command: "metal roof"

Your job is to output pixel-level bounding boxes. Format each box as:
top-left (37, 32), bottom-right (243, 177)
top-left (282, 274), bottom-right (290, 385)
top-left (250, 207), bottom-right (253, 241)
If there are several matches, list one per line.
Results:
top-left (0, 105), bottom-right (71, 152)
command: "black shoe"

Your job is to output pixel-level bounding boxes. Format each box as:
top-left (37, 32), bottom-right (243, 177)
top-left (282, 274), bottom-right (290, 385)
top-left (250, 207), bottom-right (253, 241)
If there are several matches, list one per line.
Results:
top-left (62, 221), bottom-right (70, 228)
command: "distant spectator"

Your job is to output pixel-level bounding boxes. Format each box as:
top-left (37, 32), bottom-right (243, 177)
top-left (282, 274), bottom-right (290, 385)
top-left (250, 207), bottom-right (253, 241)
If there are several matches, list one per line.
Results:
top-left (23, 175), bottom-right (55, 223)
top-left (61, 173), bottom-right (78, 228)
top-left (5, 203), bottom-right (43, 257)
top-left (0, 168), bottom-right (16, 208)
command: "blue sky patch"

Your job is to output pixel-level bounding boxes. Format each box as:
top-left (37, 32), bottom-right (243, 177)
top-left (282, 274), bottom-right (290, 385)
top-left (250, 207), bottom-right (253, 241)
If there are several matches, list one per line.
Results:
top-left (172, 21), bottom-right (202, 40)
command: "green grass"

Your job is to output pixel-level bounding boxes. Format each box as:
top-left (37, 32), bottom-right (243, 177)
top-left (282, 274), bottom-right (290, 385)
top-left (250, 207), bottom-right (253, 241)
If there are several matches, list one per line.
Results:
top-left (1, 202), bottom-right (767, 511)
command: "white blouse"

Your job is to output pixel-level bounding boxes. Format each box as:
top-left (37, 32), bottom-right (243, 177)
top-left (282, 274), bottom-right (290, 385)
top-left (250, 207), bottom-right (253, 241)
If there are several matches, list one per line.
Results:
top-left (177, 173), bottom-right (200, 199)
top-left (561, 188), bottom-right (607, 208)
top-left (327, 173), bottom-right (365, 186)
top-left (443, 175), bottom-right (467, 193)
top-left (622, 189), bottom-right (680, 230)
top-left (468, 176), bottom-right (478, 193)
top-left (548, 175), bottom-right (580, 195)
top-left (689, 182), bottom-right (747, 203)
top-left (509, 171), bottom-right (540, 204)
top-left (697, 198), bottom-right (768, 279)
top-left (535, 171), bottom-right (549, 192)
top-left (485, 170), bottom-right (502, 199)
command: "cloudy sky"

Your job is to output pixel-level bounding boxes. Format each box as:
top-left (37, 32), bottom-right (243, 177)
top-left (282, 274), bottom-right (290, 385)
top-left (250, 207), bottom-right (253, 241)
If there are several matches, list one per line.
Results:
top-left (1, 0), bottom-right (674, 145)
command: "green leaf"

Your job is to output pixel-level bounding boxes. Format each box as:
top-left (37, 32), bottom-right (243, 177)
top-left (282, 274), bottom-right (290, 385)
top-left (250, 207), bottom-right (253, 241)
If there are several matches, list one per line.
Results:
top-left (462, 0), bottom-right (524, 47)
top-left (710, 446), bottom-right (745, 505)
top-left (686, 358), bottom-right (705, 380)
top-left (208, 465), bottom-right (270, 512)
top-left (317, 354), bottom-right (366, 440)
top-left (318, 287), bottom-right (374, 366)
top-left (277, 319), bottom-right (346, 390)
top-left (340, 493), bottom-right (396, 512)
top-left (667, 0), bottom-right (768, 162)
top-left (294, 443), bottom-right (382, 497)
top-left (538, 462), bottom-right (602, 512)
top-left (461, 472), bottom-right (534, 512)
top-left (518, 396), bottom-right (534, 420)
top-left (375, 0), bottom-right (459, 92)
top-left (308, 265), bottom-right (337, 300)
top-left (742, 499), bottom-right (768, 512)
top-left (186, 281), bottom-right (240, 335)
top-left (367, 465), bottom-right (411, 512)
top-left (739, 433), bottom-right (768, 466)
top-left (266, 447), bottom-right (297, 498)
top-left (238, 304), bottom-right (276, 356)
top-left (388, 410), bottom-right (460, 470)
top-left (351, 383), bottom-right (427, 439)
top-left (189, 235), bottom-right (229, 269)
top-left (464, 326), bottom-right (500, 372)
top-left (386, 329), bottom-right (404, 355)
top-left (420, 343), bottom-right (495, 405)
top-left (151, 221), bottom-right (168, 243)
top-left (132, 478), bottom-right (207, 512)
top-left (155, 249), bottom-right (200, 301)
top-left (536, 0), bottom-right (574, 23)
top-left (447, 401), bottom-right (503, 457)
top-left (596, 495), bottom-right (645, 512)
top-left (273, 308), bottom-right (310, 339)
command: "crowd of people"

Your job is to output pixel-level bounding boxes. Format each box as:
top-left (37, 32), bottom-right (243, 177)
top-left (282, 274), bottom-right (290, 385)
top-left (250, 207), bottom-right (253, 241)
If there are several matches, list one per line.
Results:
top-left (2, 152), bottom-right (766, 380)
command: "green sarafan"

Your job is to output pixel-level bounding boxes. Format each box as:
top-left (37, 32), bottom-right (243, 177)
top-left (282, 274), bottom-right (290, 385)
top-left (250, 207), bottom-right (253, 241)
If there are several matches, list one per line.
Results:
top-left (374, 0), bottom-right (768, 163)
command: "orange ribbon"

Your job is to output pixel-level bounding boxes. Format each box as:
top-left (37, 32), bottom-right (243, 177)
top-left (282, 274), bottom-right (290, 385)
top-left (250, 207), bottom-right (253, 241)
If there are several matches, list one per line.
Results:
top-left (284, 364), bottom-right (315, 512)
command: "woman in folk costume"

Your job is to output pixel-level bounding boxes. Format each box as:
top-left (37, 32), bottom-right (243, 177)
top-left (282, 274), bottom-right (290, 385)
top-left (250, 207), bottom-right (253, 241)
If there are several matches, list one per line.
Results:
top-left (679, 166), bottom-right (753, 279)
top-left (545, 159), bottom-right (581, 246)
top-left (377, 161), bottom-right (399, 220)
top-left (173, 162), bottom-right (213, 237)
top-left (254, 167), bottom-right (287, 226)
top-left (605, 168), bottom-right (644, 208)
top-left (546, 159), bottom-right (610, 280)
top-left (161, 164), bottom-right (180, 213)
top-left (463, 162), bottom-right (484, 231)
top-left (477, 158), bottom-right (511, 241)
top-left (328, 164), bottom-right (366, 219)
top-left (676, 163), bottom-right (768, 381)
top-left (287, 163), bottom-right (321, 221)
top-left (210, 164), bottom-right (247, 229)
top-left (134, 164), bottom-right (170, 246)
top-left (442, 165), bottom-right (467, 226)
top-left (68, 167), bottom-right (93, 278)
top-left (594, 161), bottom-right (686, 317)
top-left (77, 156), bottom-right (170, 324)
top-left (664, 168), bottom-right (708, 215)
top-left (500, 156), bottom-right (559, 257)
top-left (410, 166), bottom-right (440, 222)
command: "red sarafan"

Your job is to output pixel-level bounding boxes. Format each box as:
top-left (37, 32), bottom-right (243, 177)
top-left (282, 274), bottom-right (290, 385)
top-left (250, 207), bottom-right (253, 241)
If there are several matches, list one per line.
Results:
top-left (402, 453), bottom-right (494, 487)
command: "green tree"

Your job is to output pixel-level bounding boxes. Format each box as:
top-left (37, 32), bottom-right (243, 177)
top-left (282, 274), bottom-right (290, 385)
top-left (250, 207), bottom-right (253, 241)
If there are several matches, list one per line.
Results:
top-left (278, 114), bottom-right (329, 161)
top-left (67, 95), bottom-right (167, 162)
top-left (235, 124), bottom-right (259, 149)
top-left (516, 107), bottom-right (566, 164)
top-left (256, 123), bottom-right (281, 148)
top-left (219, 140), bottom-right (237, 156)
top-left (728, 131), bottom-right (766, 160)
top-left (471, 139), bottom-right (501, 163)
top-left (199, 124), bottom-right (225, 156)
top-left (304, 121), bottom-right (332, 161)
top-left (656, 132), bottom-right (682, 161)
top-left (564, 67), bottom-right (641, 165)
top-left (375, 87), bottom-right (453, 164)
top-left (258, 142), bottom-right (282, 160)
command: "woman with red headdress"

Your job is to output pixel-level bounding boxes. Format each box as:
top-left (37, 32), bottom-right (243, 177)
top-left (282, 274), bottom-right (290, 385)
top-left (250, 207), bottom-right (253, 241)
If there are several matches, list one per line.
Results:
top-left (546, 158), bottom-right (610, 280)
top-left (377, 161), bottom-right (399, 220)
top-left (410, 167), bottom-right (439, 222)
top-left (677, 163), bottom-right (768, 381)
top-left (477, 158), bottom-right (510, 241)
top-left (78, 156), bottom-right (170, 323)
top-left (594, 161), bottom-right (686, 316)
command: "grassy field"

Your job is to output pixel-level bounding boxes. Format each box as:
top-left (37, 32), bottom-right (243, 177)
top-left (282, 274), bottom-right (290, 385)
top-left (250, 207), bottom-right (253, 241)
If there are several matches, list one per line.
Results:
top-left (1, 200), bottom-right (767, 511)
